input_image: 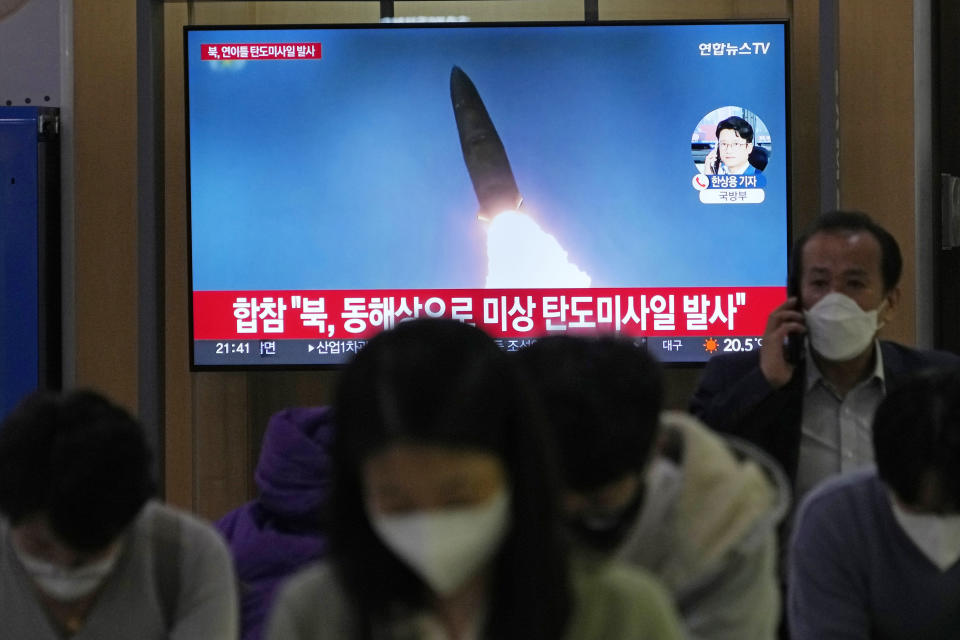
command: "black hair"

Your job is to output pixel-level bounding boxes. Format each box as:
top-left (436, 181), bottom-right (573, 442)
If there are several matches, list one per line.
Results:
top-left (874, 368), bottom-right (960, 511)
top-left (716, 115), bottom-right (754, 144)
top-left (749, 146), bottom-right (769, 172)
top-left (514, 336), bottom-right (663, 492)
top-left (330, 318), bottom-right (570, 639)
top-left (0, 389), bottom-right (156, 552)
top-left (788, 210), bottom-right (903, 295)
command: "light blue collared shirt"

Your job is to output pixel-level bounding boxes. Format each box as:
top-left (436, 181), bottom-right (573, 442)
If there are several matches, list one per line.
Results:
top-left (795, 340), bottom-right (886, 503)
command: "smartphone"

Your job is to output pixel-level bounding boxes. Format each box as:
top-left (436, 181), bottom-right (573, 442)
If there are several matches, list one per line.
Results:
top-left (785, 276), bottom-right (804, 364)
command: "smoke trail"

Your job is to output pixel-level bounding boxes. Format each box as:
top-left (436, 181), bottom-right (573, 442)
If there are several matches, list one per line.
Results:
top-left (485, 210), bottom-right (591, 288)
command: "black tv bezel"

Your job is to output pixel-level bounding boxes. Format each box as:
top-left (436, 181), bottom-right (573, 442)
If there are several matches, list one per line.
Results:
top-left (184, 19), bottom-right (792, 372)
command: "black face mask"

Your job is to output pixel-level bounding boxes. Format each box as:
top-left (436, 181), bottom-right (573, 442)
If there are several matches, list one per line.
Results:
top-left (568, 483), bottom-right (646, 553)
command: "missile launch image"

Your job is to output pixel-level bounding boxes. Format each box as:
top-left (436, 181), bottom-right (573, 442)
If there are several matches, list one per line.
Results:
top-left (186, 25), bottom-right (788, 296)
top-left (450, 66), bottom-right (523, 222)
top-left (449, 65), bottom-right (591, 288)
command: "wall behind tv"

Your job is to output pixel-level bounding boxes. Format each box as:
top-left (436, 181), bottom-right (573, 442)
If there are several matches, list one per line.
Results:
top-left (160, 0), bottom-right (800, 519)
top-left (60, 0), bottom-right (931, 520)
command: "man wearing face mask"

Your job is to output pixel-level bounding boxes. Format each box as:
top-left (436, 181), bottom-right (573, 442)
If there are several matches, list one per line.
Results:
top-left (690, 210), bottom-right (960, 504)
top-left (0, 389), bottom-right (239, 640)
top-left (516, 337), bottom-right (790, 640)
top-left (788, 368), bottom-right (960, 639)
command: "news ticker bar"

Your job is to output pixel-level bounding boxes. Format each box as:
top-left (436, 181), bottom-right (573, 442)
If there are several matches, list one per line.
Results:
top-left (193, 335), bottom-right (764, 366)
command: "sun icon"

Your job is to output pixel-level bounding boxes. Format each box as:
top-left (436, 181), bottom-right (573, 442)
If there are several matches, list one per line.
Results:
top-left (703, 337), bottom-right (720, 354)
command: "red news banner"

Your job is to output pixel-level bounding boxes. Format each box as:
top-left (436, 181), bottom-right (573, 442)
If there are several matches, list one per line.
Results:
top-left (200, 43), bottom-right (322, 61)
top-left (193, 287), bottom-right (785, 341)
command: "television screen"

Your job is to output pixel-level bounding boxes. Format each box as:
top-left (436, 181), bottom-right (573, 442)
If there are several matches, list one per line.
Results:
top-left (185, 21), bottom-right (790, 368)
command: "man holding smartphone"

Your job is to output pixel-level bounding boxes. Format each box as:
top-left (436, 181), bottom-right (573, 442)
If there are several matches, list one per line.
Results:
top-left (690, 210), bottom-right (960, 504)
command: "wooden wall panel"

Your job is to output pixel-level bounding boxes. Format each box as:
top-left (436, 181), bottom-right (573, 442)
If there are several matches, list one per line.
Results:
top-left (244, 371), bottom-right (339, 473)
top-left (247, 2), bottom-right (378, 22)
top-left (164, 1), bottom-right (376, 518)
top-left (163, 1), bottom-right (193, 509)
top-left (189, 1), bottom-right (256, 23)
top-left (599, 0), bottom-right (788, 21)
top-left (790, 0), bottom-right (821, 234)
top-left (837, 1), bottom-right (916, 345)
top-left (193, 373), bottom-right (251, 519)
top-left (73, 1), bottom-right (139, 411)
top-left (397, 0), bottom-right (582, 21)
top-left (188, 1), bottom-right (376, 24)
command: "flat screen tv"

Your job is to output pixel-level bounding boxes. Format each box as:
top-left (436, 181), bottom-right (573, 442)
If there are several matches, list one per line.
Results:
top-left (185, 20), bottom-right (790, 368)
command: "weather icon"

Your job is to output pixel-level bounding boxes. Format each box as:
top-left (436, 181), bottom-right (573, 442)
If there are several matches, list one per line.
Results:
top-left (703, 337), bottom-right (720, 354)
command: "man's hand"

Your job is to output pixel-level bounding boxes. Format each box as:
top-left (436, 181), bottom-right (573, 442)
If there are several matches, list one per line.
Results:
top-left (760, 296), bottom-right (806, 388)
top-left (704, 147), bottom-right (718, 174)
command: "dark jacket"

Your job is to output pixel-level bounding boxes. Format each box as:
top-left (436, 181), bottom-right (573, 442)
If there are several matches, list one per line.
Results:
top-left (216, 406), bottom-right (334, 640)
top-left (789, 470), bottom-right (960, 639)
top-left (689, 341), bottom-right (960, 485)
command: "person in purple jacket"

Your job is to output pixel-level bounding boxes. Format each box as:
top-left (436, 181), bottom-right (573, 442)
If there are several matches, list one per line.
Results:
top-left (216, 406), bottom-right (334, 640)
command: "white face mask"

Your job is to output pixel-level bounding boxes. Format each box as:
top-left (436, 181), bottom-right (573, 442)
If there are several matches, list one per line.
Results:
top-left (889, 495), bottom-right (960, 571)
top-left (12, 541), bottom-right (122, 601)
top-left (804, 292), bottom-right (886, 361)
top-left (368, 489), bottom-right (511, 595)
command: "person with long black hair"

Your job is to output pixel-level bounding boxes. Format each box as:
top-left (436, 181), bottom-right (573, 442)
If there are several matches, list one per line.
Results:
top-left (266, 318), bottom-right (682, 640)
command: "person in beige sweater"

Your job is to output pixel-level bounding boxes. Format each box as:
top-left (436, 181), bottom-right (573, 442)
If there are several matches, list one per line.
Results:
top-left (518, 336), bottom-right (789, 640)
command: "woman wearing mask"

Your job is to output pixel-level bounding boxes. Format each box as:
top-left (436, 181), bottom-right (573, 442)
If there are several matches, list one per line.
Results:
top-left (266, 318), bottom-right (683, 640)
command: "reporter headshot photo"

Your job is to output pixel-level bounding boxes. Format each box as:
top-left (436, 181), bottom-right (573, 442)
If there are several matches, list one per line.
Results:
top-left (692, 108), bottom-right (771, 177)
top-left (704, 116), bottom-right (760, 175)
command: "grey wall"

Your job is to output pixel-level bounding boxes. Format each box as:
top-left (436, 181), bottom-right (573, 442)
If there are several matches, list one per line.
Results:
top-left (0, 0), bottom-right (60, 107)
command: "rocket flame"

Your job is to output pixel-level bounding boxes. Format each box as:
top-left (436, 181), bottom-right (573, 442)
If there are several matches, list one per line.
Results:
top-left (484, 210), bottom-right (591, 288)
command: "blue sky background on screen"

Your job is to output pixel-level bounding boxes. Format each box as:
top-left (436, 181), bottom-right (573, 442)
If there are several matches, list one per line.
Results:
top-left (187, 23), bottom-right (788, 291)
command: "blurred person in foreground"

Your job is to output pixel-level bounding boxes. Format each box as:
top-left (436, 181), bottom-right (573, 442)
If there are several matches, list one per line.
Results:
top-left (517, 335), bottom-right (789, 640)
top-left (0, 389), bottom-right (238, 639)
top-left (789, 367), bottom-right (960, 639)
top-left (266, 318), bottom-right (684, 640)
top-left (217, 406), bottom-right (334, 640)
